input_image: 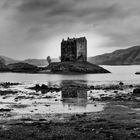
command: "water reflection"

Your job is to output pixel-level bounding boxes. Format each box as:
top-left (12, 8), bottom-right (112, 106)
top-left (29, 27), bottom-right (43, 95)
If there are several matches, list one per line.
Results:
top-left (0, 65), bottom-right (140, 84)
top-left (0, 82), bottom-right (104, 115)
top-left (61, 87), bottom-right (87, 108)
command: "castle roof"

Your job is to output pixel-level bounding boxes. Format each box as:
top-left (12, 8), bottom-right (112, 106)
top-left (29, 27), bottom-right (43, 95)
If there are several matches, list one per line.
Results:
top-left (62, 37), bottom-right (86, 42)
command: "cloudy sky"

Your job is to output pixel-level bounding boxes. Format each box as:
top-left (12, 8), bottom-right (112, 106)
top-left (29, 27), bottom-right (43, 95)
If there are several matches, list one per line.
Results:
top-left (0, 0), bottom-right (140, 60)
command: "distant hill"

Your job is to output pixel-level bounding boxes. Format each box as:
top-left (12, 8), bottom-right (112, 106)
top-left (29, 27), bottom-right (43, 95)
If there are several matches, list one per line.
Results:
top-left (0, 56), bottom-right (19, 65)
top-left (1, 46), bottom-right (140, 66)
top-left (22, 58), bottom-right (60, 67)
top-left (22, 59), bottom-right (48, 67)
top-left (0, 59), bottom-right (9, 71)
top-left (0, 56), bottom-right (60, 67)
top-left (88, 46), bottom-right (140, 65)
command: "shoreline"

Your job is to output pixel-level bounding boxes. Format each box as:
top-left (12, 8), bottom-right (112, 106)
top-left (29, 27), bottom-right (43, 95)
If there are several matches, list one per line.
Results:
top-left (0, 81), bottom-right (139, 139)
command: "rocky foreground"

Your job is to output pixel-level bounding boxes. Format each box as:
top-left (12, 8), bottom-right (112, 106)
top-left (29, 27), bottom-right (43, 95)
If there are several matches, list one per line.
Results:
top-left (0, 81), bottom-right (139, 139)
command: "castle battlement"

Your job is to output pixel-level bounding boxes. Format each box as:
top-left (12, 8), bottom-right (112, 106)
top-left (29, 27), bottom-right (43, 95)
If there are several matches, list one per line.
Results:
top-left (62, 37), bottom-right (86, 42)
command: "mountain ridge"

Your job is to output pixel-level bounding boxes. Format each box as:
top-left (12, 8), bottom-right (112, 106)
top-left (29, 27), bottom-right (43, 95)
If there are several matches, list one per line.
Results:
top-left (0, 46), bottom-right (140, 66)
top-left (88, 46), bottom-right (140, 65)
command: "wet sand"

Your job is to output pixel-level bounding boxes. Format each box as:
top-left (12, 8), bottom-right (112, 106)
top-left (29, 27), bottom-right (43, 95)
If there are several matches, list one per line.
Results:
top-left (0, 81), bottom-right (140, 139)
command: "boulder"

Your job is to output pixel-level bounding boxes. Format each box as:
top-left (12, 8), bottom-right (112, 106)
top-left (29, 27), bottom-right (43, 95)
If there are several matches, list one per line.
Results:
top-left (133, 88), bottom-right (140, 96)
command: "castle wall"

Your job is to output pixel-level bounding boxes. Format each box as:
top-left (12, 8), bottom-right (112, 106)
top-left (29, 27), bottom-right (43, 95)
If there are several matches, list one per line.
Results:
top-left (61, 40), bottom-right (77, 62)
top-left (61, 37), bottom-right (87, 62)
top-left (76, 38), bottom-right (87, 62)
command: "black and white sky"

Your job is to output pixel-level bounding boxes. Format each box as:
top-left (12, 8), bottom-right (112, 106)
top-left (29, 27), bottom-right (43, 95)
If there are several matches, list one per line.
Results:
top-left (0, 0), bottom-right (140, 59)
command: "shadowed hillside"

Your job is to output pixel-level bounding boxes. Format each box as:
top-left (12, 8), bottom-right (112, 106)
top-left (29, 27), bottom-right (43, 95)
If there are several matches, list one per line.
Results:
top-left (0, 56), bottom-right (19, 65)
top-left (88, 46), bottom-right (140, 65)
top-left (0, 59), bottom-right (9, 71)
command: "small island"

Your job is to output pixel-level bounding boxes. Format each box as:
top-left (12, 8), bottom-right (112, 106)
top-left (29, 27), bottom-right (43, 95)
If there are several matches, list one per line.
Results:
top-left (135, 72), bottom-right (140, 75)
top-left (45, 37), bottom-right (110, 74)
top-left (0, 37), bottom-right (110, 74)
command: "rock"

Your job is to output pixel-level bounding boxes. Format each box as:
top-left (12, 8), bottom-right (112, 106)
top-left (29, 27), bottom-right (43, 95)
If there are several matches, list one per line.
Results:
top-left (0, 82), bottom-right (20, 88)
top-left (90, 86), bottom-right (95, 89)
top-left (41, 84), bottom-right (49, 90)
top-left (0, 108), bottom-right (12, 112)
top-left (129, 85), bottom-right (133, 88)
top-left (0, 90), bottom-right (17, 96)
top-left (131, 133), bottom-right (140, 138)
top-left (29, 84), bottom-right (60, 92)
top-left (46, 62), bottom-right (110, 74)
top-left (45, 104), bottom-right (50, 107)
top-left (89, 97), bottom-right (99, 101)
top-left (119, 82), bottom-right (124, 86)
top-left (95, 118), bottom-right (107, 122)
top-left (135, 72), bottom-right (140, 75)
top-left (43, 96), bottom-right (52, 98)
top-left (133, 88), bottom-right (140, 96)
top-left (35, 84), bottom-right (40, 89)
top-left (101, 96), bottom-right (112, 101)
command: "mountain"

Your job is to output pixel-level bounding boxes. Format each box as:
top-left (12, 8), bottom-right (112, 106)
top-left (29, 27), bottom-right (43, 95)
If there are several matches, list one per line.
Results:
top-left (0, 56), bottom-right (59, 67)
top-left (22, 58), bottom-right (60, 67)
top-left (0, 56), bottom-right (19, 65)
top-left (88, 46), bottom-right (140, 65)
top-left (0, 59), bottom-right (9, 71)
top-left (22, 59), bottom-right (48, 67)
top-left (2, 45), bottom-right (140, 66)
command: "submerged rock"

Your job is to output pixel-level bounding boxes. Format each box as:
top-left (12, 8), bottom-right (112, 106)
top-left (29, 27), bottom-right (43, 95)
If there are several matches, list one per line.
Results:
top-left (133, 88), bottom-right (140, 96)
top-left (29, 84), bottom-right (61, 92)
top-left (0, 90), bottom-right (17, 95)
top-left (135, 72), bottom-right (140, 75)
top-left (0, 82), bottom-right (20, 88)
top-left (119, 82), bottom-right (124, 86)
top-left (0, 108), bottom-right (12, 112)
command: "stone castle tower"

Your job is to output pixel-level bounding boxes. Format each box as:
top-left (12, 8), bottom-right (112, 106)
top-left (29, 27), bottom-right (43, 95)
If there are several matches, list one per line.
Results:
top-left (61, 37), bottom-right (87, 62)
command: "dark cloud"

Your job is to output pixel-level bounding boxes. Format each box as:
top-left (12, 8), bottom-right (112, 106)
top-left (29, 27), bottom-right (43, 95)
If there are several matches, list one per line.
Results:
top-left (0, 0), bottom-right (140, 58)
top-left (47, 3), bottom-right (119, 19)
top-left (18, 0), bottom-right (59, 11)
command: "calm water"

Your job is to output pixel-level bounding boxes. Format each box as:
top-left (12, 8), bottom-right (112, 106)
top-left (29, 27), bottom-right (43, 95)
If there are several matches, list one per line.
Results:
top-left (0, 65), bottom-right (140, 115)
top-left (0, 65), bottom-right (139, 84)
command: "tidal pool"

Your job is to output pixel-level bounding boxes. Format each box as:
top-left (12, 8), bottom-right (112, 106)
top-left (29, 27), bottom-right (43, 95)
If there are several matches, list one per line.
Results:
top-left (0, 83), bottom-right (105, 120)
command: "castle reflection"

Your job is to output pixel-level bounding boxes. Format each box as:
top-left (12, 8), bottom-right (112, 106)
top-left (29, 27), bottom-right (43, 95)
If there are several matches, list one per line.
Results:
top-left (61, 87), bottom-right (87, 108)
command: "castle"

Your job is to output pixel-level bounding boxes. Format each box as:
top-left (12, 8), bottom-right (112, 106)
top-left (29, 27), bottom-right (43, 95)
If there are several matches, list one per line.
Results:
top-left (61, 37), bottom-right (87, 62)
